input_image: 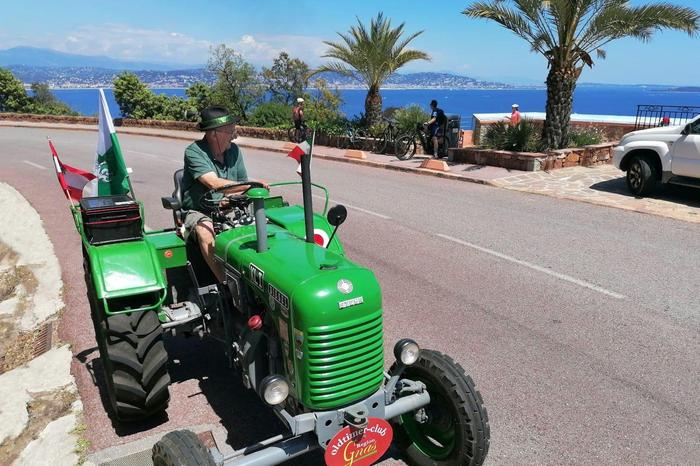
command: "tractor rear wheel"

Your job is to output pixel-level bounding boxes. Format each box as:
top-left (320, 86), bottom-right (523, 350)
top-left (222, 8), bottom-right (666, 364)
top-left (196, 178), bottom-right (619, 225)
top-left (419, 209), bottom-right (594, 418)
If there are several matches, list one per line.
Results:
top-left (390, 349), bottom-right (490, 466)
top-left (99, 310), bottom-right (170, 421)
top-left (152, 430), bottom-right (216, 466)
top-left (85, 258), bottom-right (170, 421)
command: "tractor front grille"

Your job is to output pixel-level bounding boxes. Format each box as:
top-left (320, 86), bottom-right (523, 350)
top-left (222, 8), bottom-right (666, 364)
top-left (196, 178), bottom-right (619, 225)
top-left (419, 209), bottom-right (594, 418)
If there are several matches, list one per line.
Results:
top-left (304, 309), bottom-right (384, 409)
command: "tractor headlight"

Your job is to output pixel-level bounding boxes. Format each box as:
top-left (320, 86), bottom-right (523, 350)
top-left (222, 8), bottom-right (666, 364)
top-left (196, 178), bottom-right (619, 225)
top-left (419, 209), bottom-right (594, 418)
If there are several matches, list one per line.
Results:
top-left (259, 375), bottom-right (289, 406)
top-left (394, 339), bottom-right (420, 366)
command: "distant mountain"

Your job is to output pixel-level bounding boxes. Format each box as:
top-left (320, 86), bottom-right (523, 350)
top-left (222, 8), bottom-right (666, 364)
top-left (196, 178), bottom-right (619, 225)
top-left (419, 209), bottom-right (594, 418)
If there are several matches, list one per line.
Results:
top-left (1, 47), bottom-right (512, 89)
top-left (0, 46), bottom-right (195, 71)
top-left (313, 71), bottom-right (511, 89)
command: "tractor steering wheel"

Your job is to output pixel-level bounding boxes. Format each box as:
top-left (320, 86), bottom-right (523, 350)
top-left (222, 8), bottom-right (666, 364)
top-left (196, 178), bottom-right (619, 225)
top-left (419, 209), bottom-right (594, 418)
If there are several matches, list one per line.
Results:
top-left (199, 181), bottom-right (265, 211)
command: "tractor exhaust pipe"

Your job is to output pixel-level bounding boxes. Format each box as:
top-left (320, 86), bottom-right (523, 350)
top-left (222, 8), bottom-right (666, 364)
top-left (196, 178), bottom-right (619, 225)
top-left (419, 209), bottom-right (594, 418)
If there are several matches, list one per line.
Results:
top-left (247, 188), bottom-right (269, 253)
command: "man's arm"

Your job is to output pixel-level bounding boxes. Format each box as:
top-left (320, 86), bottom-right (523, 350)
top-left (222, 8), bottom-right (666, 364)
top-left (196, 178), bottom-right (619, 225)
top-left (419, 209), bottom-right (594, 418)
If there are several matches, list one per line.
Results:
top-left (197, 172), bottom-right (251, 194)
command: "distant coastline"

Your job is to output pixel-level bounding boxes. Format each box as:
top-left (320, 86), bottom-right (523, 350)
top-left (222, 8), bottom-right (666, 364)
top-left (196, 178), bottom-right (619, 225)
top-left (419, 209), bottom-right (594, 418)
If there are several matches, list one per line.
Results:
top-left (40, 84), bottom-right (543, 91)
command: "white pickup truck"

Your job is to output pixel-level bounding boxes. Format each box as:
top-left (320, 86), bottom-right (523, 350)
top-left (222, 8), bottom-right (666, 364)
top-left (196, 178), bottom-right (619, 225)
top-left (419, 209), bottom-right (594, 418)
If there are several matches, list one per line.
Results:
top-left (613, 114), bottom-right (700, 196)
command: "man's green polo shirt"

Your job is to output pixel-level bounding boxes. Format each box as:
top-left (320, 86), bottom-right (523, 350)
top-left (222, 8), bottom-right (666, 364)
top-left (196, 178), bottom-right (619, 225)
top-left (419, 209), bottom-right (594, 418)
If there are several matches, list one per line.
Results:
top-left (181, 139), bottom-right (248, 213)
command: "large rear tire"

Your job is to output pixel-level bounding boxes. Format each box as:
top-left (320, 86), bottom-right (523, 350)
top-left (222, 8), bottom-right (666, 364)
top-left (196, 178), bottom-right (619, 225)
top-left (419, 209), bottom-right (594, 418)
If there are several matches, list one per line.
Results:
top-left (85, 257), bottom-right (170, 422)
top-left (152, 430), bottom-right (216, 466)
top-left (390, 350), bottom-right (490, 466)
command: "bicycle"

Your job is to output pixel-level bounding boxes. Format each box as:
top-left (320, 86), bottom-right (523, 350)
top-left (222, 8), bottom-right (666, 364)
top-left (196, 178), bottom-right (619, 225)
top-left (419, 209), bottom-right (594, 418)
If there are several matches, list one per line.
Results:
top-left (394, 123), bottom-right (449, 161)
top-left (288, 122), bottom-right (309, 143)
top-left (338, 124), bottom-right (370, 150)
top-left (373, 118), bottom-right (400, 154)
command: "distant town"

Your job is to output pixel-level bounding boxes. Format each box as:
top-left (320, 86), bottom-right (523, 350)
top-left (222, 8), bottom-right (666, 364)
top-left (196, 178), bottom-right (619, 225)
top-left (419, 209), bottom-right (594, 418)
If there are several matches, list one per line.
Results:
top-left (7, 65), bottom-right (516, 90)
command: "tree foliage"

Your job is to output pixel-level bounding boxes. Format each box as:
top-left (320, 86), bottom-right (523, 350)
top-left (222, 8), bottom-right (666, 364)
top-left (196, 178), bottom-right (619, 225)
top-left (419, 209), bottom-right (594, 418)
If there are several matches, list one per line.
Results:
top-left (27, 82), bottom-right (78, 115)
top-left (0, 68), bottom-right (30, 112)
top-left (113, 72), bottom-right (199, 120)
top-left (262, 52), bottom-right (309, 105)
top-left (207, 44), bottom-right (264, 121)
top-left (315, 12), bottom-right (430, 126)
top-left (304, 78), bottom-right (345, 134)
top-left (463, 0), bottom-right (699, 149)
top-left (113, 72), bottom-right (154, 118)
top-left (248, 101), bottom-right (292, 128)
top-left (393, 104), bottom-right (430, 134)
top-left (0, 68), bottom-right (78, 115)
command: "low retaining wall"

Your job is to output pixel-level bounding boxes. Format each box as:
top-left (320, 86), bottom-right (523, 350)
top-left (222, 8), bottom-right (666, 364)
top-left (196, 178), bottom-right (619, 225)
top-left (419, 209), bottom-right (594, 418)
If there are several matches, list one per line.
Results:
top-left (448, 142), bottom-right (615, 171)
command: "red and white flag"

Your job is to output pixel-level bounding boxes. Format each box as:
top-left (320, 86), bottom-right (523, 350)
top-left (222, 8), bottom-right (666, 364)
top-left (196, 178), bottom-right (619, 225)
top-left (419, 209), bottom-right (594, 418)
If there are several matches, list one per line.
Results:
top-left (287, 140), bottom-right (311, 175)
top-left (49, 139), bottom-right (96, 204)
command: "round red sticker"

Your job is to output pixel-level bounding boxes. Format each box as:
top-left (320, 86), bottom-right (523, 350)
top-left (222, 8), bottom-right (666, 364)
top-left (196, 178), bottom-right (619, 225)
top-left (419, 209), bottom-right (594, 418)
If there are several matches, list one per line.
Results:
top-left (163, 249), bottom-right (173, 259)
top-left (324, 418), bottom-right (393, 466)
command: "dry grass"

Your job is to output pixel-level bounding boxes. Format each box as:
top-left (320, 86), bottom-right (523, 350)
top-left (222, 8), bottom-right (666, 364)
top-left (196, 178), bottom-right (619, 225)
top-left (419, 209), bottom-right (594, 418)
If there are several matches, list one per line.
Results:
top-left (0, 388), bottom-right (77, 465)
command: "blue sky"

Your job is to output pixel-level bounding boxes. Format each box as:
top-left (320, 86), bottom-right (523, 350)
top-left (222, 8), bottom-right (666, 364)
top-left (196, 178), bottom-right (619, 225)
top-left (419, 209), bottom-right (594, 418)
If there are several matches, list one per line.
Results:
top-left (2, 0), bottom-right (699, 85)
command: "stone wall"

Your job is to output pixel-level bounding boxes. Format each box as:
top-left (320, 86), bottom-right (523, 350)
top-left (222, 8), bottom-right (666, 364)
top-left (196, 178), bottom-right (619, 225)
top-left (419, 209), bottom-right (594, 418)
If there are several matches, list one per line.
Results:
top-left (448, 142), bottom-right (615, 172)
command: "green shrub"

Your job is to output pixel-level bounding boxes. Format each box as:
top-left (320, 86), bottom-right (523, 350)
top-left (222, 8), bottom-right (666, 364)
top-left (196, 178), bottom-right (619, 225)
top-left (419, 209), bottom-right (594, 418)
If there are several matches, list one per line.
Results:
top-left (483, 121), bottom-right (509, 150)
top-left (393, 104), bottom-right (430, 134)
top-left (248, 101), bottom-right (292, 128)
top-left (568, 126), bottom-right (604, 147)
top-left (483, 119), bottom-right (543, 152)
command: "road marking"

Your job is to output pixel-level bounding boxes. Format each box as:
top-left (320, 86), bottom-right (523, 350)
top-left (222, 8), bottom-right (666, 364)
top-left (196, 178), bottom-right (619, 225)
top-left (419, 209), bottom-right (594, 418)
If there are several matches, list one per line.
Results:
top-left (311, 194), bottom-right (391, 219)
top-left (437, 233), bottom-right (627, 300)
top-left (23, 161), bottom-right (47, 170)
top-left (126, 149), bottom-right (160, 158)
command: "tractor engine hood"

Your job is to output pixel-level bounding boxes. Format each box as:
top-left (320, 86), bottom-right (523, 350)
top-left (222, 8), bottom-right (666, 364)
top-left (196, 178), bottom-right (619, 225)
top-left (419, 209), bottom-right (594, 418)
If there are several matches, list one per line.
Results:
top-left (215, 224), bottom-right (385, 409)
top-left (215, 224), bottom-right (382, 320)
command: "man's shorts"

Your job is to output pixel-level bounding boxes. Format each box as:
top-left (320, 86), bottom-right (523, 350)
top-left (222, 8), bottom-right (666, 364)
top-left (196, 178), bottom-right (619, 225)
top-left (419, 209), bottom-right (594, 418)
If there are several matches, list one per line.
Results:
top-left (183, 210), bottom-right (212, 243)
top-left (429, 125), bottom-right (443, 137)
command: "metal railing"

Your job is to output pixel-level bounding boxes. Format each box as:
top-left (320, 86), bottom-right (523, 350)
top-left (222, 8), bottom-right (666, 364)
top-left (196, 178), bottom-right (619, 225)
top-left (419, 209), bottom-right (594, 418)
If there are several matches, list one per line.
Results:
top-left (634, 104), bottom-right (700, 130)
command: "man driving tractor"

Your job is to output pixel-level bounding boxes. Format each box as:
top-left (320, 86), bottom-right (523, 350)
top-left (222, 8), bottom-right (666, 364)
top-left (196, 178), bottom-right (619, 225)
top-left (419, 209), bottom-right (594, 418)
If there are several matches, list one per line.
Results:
top-left (181, 106), bottom-right (266, 281)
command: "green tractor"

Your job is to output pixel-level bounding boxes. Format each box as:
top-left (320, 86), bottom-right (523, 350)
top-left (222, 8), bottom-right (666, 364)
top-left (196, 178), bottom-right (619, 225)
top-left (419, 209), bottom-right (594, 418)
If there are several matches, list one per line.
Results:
top-left (75, 151), bottom-right (489, 465)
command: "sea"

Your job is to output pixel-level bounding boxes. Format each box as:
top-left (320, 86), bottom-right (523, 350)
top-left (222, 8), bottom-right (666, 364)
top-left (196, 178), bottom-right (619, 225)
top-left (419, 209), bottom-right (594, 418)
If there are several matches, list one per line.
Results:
top-left (49, 86), bottom-right (700, 130)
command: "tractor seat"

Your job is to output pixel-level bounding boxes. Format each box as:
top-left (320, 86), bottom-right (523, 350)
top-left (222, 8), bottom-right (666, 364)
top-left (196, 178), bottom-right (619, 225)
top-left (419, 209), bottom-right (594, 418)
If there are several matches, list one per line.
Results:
top-left (161, 168), bottom-right (187, 227)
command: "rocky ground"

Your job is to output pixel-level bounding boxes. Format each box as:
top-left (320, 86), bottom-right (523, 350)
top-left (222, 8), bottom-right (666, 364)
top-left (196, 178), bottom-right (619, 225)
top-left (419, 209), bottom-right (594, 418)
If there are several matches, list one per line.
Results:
top-left (0, 183), bottom-right (88, 466)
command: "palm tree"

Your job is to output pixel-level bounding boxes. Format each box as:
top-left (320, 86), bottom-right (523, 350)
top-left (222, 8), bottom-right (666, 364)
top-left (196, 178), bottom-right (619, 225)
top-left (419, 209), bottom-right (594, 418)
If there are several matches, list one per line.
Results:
top-left (464, 1), bottom-right (699, 149)
top-left (315, 13), bottom-right (430, 126)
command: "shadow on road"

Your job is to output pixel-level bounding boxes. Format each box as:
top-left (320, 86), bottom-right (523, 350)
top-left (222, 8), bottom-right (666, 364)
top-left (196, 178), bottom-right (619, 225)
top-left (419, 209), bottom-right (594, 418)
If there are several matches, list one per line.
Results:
top-left (590, 177), bottom-right (700, 208)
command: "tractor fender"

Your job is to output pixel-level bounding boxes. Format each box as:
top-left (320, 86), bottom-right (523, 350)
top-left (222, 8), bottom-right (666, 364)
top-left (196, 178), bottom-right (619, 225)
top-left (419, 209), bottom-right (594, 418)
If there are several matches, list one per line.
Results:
top-left (84, 239), bottom-right (167, 316)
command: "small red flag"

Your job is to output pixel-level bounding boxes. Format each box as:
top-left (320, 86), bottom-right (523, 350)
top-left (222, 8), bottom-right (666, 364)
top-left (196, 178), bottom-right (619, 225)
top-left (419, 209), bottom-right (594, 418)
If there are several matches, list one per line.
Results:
top-left (287, 141), bottom-right (310, 176)
top-left (49, 139), bottom-right (96, 203)
top-left (287, 141), bottom-right (310, 163)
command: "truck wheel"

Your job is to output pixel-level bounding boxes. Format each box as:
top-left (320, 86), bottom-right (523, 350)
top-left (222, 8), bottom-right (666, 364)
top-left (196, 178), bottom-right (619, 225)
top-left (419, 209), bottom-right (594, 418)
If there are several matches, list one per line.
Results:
top-left (152, 430), bottom-right (216, 466)
top-left (626, 155), bottom-right (658, 196)
top-left (390, 350), bottom-right (490, 466)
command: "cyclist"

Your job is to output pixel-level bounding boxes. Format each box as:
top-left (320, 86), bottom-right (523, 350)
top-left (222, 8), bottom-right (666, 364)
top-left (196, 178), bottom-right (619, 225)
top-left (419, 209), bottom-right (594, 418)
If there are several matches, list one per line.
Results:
top-left (292, 97), bottom-right (305, 132)
top-left (425, 100), bottom-right (447, 158)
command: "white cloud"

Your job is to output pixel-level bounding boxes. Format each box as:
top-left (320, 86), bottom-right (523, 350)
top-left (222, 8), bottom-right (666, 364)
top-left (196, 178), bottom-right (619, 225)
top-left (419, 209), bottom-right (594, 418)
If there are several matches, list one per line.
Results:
top-left (1, 25), bottom-right (329, 68)
top-left (225, 33), bottom-right (328, 66)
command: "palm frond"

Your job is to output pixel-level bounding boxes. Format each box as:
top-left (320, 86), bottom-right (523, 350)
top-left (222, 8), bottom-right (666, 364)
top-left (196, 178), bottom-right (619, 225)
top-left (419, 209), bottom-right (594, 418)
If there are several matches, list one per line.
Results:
top-left (317, 12), bottom-right (430, 91)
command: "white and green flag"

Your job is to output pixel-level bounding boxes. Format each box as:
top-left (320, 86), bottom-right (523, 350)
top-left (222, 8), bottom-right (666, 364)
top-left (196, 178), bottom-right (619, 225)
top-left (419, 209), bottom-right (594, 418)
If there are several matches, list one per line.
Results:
top-left (91, 89), bottom-right (131, 196)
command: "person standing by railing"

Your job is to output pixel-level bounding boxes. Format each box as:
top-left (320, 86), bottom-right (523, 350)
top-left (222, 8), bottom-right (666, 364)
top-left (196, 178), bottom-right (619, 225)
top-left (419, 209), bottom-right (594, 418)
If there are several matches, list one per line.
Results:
top-left (506, 104), bottom-right (521, 126)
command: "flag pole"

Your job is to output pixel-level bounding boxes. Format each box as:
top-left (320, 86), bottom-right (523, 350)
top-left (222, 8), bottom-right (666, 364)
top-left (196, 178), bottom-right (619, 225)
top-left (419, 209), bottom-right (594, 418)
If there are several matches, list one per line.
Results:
top-left (301, 130), bottom-right (315, 244)
top-left (48, 137), bottom-right (77, 208)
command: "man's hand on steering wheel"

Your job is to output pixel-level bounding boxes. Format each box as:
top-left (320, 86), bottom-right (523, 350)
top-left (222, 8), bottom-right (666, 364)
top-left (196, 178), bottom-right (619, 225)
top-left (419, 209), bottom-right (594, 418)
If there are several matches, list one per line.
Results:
top-left (199, 181), bottom-right (266, 211)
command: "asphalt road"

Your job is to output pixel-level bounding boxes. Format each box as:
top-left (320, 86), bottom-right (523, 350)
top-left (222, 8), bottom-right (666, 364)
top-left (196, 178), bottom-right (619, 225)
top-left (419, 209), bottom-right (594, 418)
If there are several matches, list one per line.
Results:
top-left (1, 127), bottom-right (698, 465)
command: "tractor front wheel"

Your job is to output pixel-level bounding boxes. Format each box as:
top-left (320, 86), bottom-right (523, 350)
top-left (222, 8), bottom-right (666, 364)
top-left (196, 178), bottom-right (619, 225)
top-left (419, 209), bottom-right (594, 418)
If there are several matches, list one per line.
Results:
top-left (152, 430), bottom-right (216, 466)
top-left (390, 350), bottom-right (490, 466)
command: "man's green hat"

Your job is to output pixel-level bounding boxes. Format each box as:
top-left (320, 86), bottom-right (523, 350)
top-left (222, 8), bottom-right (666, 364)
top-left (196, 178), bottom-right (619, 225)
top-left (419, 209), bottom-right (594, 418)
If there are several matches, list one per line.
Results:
top-left (198, 106), bottom-right (238, 131)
